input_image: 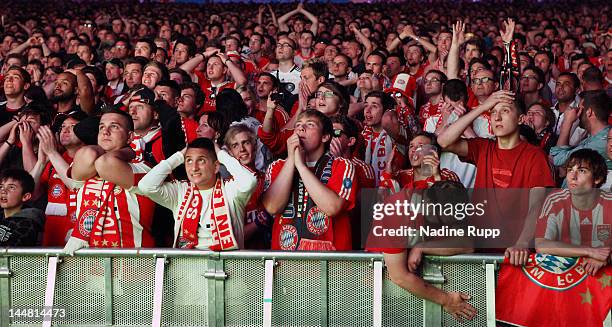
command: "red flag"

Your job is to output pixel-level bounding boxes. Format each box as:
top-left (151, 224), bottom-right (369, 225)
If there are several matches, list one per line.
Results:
top-left (496, 253), bottom-right (611, 327)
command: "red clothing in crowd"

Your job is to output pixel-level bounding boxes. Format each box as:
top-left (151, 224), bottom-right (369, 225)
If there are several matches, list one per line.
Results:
top-left (266, 156), bottom-right (357, 251)
top-left (253, 106), bottom-right (289, 130)
top-left (194, 70), bottom-right (236, 116)
top-left (40, 152), bottom-right (76, 246)
top-left (535, 189), bottom-right (612, 247)
top-left (464, 138), bottom-right (555, 189)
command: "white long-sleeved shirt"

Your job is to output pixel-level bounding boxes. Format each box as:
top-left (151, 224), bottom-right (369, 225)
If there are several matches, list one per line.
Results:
top-left (137, 150), bottom-right (257, 249)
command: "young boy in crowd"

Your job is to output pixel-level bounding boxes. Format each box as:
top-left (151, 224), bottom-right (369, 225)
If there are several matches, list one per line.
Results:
top-left (262, 109), bottom-right (357, 251)
top-left (0, 168), bottom-right (45, 246)
top-left (535, 149), bottom-right (611, 276)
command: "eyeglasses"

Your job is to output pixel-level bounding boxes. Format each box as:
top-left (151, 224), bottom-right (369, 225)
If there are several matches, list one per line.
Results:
top-left (520, 75), bottom-right (538, 81)
top-left (424, 78), bottom-right (441, 84)
top-left (276, 43), bottom-right (294, 49)
top-left (333, 129), bottom-right (347, 137)
top-left (314, 91), bottom-right (336, 99)
top-left (471, 77), bottom-right (494, 85)
top-left (389, 92), bottom-right (405, 98)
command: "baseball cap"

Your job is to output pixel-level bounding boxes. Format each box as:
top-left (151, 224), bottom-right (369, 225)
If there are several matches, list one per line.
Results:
top-left (51, 109), bottom-right (88, 133)
top-left (384, 73), bottom-right (417, 100)
top-left (128, 85), bottom-right (156, 105)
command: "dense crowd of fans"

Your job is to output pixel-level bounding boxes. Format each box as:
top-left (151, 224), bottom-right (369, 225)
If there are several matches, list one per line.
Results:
top-left (0, 0), bottom-right (610, 320)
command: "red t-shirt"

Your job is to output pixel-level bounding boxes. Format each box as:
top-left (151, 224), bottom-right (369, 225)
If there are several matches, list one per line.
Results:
top-left (40, 152), bottom-right (76, 246)
top-left (265, 157), bottom-right (358, 251)
top-left (352, 158), bottom-right (376, 189)
top-left (464, 138), bottom-right (555, 247)
top-left (464, 138), bottom-right (555, 189)
top-left (194, 71), bottom-right (236, 116)
top-left (257, 127), bottom-right (293, 156)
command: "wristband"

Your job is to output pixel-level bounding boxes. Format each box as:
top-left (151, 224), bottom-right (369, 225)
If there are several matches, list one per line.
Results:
top-left (4, 140), bottom-right (13, 147)
top-left (224, 58), bottom-right (231, 66)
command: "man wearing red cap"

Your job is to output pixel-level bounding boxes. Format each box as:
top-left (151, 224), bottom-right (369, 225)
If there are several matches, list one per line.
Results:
top-left (384, 73), bottom-right (421, 138)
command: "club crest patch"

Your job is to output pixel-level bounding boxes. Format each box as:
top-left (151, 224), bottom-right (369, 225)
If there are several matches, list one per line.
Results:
top-left (78, 209), bottom-right (97, 237)
top-left (342, 178), bottom-right (352, 189)
top-left (51, 184), bottom-right (63, 198)
top-left (596, 224), bottom-right (610, 242)
top-left (306, 207), bottom-right (330, 236)
top-left (521, 253), bottom-right (588, 291)
top-left (279, 224), bottom-right (298, 250)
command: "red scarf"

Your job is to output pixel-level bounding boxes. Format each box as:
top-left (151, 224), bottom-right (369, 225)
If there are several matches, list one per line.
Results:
top-left (176, 179), bottom-right (238, 250)
top-left (74, 179), bottom-right (129, 248)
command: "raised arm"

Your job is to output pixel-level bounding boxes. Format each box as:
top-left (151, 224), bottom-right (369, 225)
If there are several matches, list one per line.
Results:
top-left (298, 4), bottom-right (319, 35)
top-left (277, 6), bottom-right (299, 32)
top-left (386, 26), bottom-right (412, 53)
top-left (217, 148), bottom-right (257, 194)
top-left (18, 122), bottom-right (37, 172)
top-left (37, 126), bottom-right (78, 188)
top-left (71, 145), bottom-right (106, 181)
top-left (268, 4), bottom-right (279, 27)
top-left (438, 91), bottom-right (514, 156)
top-left (137, 150), bottom-right (182, 209)
top-left (261, 134), bottom-right (298, 215)
top-left (351, 25), bottom-right (373, 62)
top-left (7, 36), bottom-right (35, 56)
top-left (447, 21), bottom-right (465, 80)
top-left (68, 69), bottom-right (95, 115)
top-left (94, 146), bottom-right (136, 189)
top-left (216, 53), bottom-right (247, 86)
top-left (179, 49), bottom-right (219, 75)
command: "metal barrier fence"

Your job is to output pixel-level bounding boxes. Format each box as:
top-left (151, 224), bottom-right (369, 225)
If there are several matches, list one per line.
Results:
top-left (0, 249), bottom-right (513, 327)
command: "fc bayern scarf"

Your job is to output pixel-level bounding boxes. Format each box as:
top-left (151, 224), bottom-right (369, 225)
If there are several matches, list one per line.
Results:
top-left (362, 126), bottom-right (394, 183)
top-left (74, 179), bottom-right (128, 248)
top-left (175, 179), bottom-right (238, 250)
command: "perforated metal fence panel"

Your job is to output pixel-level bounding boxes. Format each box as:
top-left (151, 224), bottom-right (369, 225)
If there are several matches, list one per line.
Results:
top-left (111, 257), bottom-right (156, 326)
top-left (54, 256), bottom-right (107, 325)
top-left (328, 260), bottom-right (373, 327)
top-left (272, 260), bottom-right (322, 326)
top-left (224, 259), bottom-right (264, 327)
top-left (440, 261), bottom-right (488, 327)
top-left (8, 256), bottom-right (47, 326)
top-left (382, 269), bottom-right (423, 326)
top-left (162, 257), bottom-right (209, 327)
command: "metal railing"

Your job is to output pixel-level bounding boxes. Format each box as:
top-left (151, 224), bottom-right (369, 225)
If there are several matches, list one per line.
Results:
top-left (0, 248), bottom-right (511, 327)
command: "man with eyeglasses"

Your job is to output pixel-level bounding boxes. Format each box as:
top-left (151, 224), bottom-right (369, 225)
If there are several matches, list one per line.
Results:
top-left (112, 39), bottom-right (130, 60)
top-left (418, 70), bottom-right (447, 126)
top-left (519, 66), bottom-right (550, 108)
top-left (468, 69), bottom-right (497, 138)
top-left (270, 36), bottom-right (301, 96)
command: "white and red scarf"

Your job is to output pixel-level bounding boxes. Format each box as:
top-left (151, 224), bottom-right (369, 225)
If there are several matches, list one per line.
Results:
top-left (362, 126), bottom-right (394, 184)
top-left (74, 179), bottom-right (132, 248)
top-left (175, 179), bottom-right (238, 250)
